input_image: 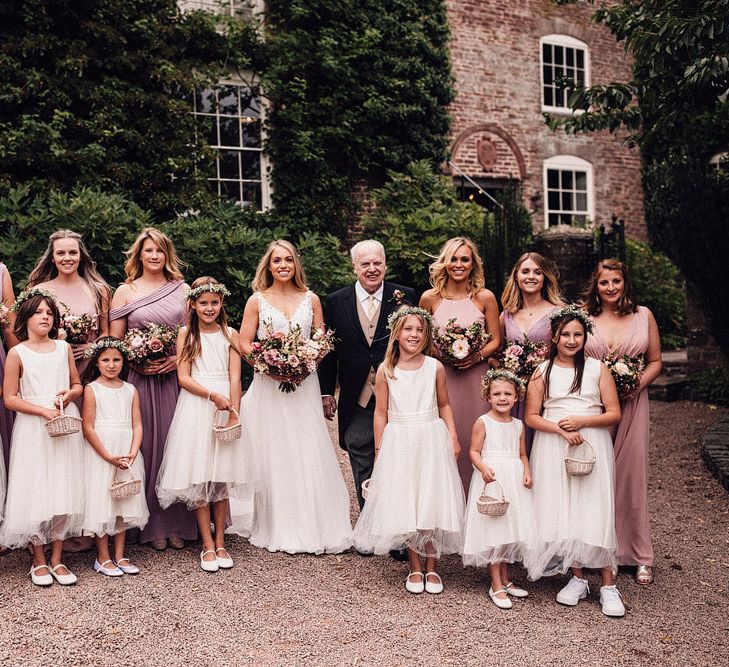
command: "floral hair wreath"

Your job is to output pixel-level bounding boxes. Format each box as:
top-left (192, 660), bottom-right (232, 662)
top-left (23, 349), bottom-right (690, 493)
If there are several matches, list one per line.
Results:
top-left (386, 305), bottom-right (434, 332)
top-left (185, 283), bottom-right (231, 301)
top-left (481, 368), bottom-right (527, 398)
top-left (11, 287), bottom-right (62, 313)
top-left (84, 338), bottom-right (134, 360)
top-left (548, 303), bottom-right (594, 335)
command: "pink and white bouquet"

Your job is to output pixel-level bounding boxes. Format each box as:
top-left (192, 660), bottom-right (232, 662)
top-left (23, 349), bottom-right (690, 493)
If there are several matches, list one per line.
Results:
top-left (123, 323), bottom-right (180, 369)
top-left (501, 336), bottom-right (549, 377)
top-left (434, 318), bottom-right (491, 366)
top-left (603, 353), bottom-right (645, 399)
top-left (58, 313), bottom-right (96, 345)
top-left (0, 303), bottom-right (9, 328)
top-left (248, 323), bottom-right (336, 393)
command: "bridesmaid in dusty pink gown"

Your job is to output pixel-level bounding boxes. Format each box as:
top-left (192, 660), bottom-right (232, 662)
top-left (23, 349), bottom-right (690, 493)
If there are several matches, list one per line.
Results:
top-left (499, 252), bottom-right (564, 454)
top-left (420, 237), bottom-right (501, 489)
top-left (0, 262), bottom-right (18, 471)
top-left (110, 228), bottom-right (197, 550)
top-left (583, 259), bottom-right (662, 584)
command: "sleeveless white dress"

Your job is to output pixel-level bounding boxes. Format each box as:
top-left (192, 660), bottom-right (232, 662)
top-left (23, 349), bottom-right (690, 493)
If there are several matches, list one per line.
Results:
top-left (353, 356), bottom-right (465, 557)
top-left (0, 340), bottom-right (85, 547)
top-left (527, 357), bottom-right (617, 579)
top-left (157, 327), bottom-right (256, 509)
top-left (230, 292), bottom-right (352, 554)
top-left (462, 416), bottom-right (539, 567)
top-left (83, 381), bottom-right (149, 536)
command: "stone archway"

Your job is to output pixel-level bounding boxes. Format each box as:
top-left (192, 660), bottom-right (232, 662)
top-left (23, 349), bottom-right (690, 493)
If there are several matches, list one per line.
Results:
top-left (450, 124), bottom-right (527, 180)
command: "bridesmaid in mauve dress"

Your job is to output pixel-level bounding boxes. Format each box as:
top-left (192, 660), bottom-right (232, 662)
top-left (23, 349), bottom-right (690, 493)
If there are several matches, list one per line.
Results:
top-left (0, 262), bottom-right (18, 472)
top-left (583, 259), bottom-right (662, 585)
top-left (420, 237), bottom-right (501, 490)
top-left (110, 228), bottom-right (197, 549)
top-left (499, 252), bottom-right (564, 454)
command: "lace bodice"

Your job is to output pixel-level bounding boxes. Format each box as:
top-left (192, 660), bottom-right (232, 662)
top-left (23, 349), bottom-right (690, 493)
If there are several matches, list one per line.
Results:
top-left (256, 291), bottom-right (313, 339)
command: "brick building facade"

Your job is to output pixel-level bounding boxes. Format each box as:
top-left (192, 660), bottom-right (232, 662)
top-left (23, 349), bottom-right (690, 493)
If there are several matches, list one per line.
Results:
top-left (446, 0), bottom-right (646, 239)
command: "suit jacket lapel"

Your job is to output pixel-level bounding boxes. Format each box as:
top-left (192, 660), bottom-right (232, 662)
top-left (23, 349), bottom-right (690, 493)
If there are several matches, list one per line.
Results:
top-left (345, 284), bottom-right (369, 347)
top-left (374, 283), bottom-right (396, 341)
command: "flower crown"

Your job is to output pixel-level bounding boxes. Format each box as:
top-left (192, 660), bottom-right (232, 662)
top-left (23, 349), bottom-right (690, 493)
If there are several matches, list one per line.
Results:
top-left (387, 306), bottom-right (434, 332)
top-left (84, 338), bottom-right (134, 360)
top-left (481, 368), bottom-right (526, 398)
top-left (11, 287), bottom-right (61, 312)
top-left (548, 303), bottom-right (594, 335)
top-left (185, 283), bottom-right (231, 301)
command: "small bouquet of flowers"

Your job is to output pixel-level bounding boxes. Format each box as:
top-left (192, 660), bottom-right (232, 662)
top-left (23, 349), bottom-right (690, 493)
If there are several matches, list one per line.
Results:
top-left (248, 323), bottom-right (336, 393)
top-left (58, 313), bottom-right (96, 345)
top-left (434, 318), bottom-right (491, 366)
top-left (123, 323), bottom-right (180, 369)
top-left (0, 303), bottom-right (9, 328)
top-left (602, 353), bottom-right (645, 399)
top-left (500, 337), bottom-right (550, 377)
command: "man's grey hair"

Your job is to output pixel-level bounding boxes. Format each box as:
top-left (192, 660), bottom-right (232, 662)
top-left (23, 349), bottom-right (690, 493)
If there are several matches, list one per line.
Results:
top-left (350, 239), bottom-right (386, 263)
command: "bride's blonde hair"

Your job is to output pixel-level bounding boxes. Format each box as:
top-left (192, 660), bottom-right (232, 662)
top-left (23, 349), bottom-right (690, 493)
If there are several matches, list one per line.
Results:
top-left (252, 240), bottom-right (308, 292)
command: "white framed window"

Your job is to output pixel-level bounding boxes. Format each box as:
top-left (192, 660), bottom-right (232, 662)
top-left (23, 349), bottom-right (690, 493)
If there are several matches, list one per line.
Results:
top-left (192, 81), bottom-right (270, 210)
top-left (540, 35), bottom-right (589, 113)
top-left (543, 155), bottom-right (593, 228)
top-left (179, 0), bottom-right (263, 20)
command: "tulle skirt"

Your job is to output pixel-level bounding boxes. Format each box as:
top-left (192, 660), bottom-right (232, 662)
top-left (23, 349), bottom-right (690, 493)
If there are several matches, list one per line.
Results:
top-left (0, 408), bottom-right (85, 547)
top-left (353, 418), bottom-right (465, 557)
top-left (156, 382), bottom-right (257, 510)
top-left (83, 424), bottom-right (149, 536)
top-left (462, 454), bottom-right (539, 567)
top-left (228, 372), bottom-right (352, 554)
top-left (527, 426), bottom-right (617, 579)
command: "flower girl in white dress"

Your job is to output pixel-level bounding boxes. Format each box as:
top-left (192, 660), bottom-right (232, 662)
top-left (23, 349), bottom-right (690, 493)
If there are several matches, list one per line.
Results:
top-left (462, 369), bottom-right (538, 609)
top-left (0, 288), bottom-right (85, 586)
top-left (353, 306), bottom-right (465, 594)
top-left (81, 337), bottom-right (148, 577)
top-left (525, 305), bottom-right (624, 617)
top-left (157, 278), bottom-right (256, 572)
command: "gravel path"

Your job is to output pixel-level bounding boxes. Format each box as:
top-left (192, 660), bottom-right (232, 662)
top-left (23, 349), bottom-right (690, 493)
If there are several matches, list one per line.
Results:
top-left (0, 401), bottom-right (727, 667)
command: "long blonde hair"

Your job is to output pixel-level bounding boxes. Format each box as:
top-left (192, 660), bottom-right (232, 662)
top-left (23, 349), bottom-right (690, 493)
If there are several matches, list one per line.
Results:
top-left (179, 277), bottom-right (235, 364)
top-left (382, 308), bottom-right (434, 379)
top-left (428, 237), bottom-right (485, 296)
top-left (27, 229), bottom-right (111, 315)
top-left (124, 228), bottom-right (184, 283)
top-left (252, 239), bottom-right (308, 292)
top-left (501, 252), bottom-right (562, 314)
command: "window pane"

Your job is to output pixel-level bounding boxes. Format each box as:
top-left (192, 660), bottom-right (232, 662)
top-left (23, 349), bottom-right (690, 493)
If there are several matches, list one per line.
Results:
top-left (561, 171), bottom-right (573, 189)
top-left (574, 214), bottom-right (587, 226)
top-left (576, 192), bottom-right (587, 211)
top-left (548, 213), bottom-right (559, 226)
top-left (242, 119), bottom-right (262, 148)
top-left (241, 183), bottom-right (262, 209)
top-left (219, 150), bottom-right (240, 180)
top-left (566, 49), bottom-right (574, 67)
top-left (196, 88), bottom-right (216, 113)
top-left (220, 180), bottom-right (241, 202)
top-left (542, 43), bottom-right (552, 63)
top-left (241, 151), bottom-right (261, 181)
top-left (575, 171), bottom-right (587, 190)
top-left (555, 46), bottom-right (564, 65)
top-left (544, 87), bottom-right (553, 107)
top-left (544, 66), bottom-right (553, 85)
top-left (547, 191), bottom-right (560, 210)
top-left (241, 87), bottom-right (261, 118)
top-left (560, 213), bottom-right (572, 226)
top-left (576, 50), bottom-right (584, 69)
top-left (547, 169), bottom-right (559, 188)
top-left (219, 117), bottom-right (240, 147)
top-left (561, 191), bottom-right (573, 211)
top-left (555, 86), bottom-right (564, 107)
top-left (218, 86), bottom-right (239, 116)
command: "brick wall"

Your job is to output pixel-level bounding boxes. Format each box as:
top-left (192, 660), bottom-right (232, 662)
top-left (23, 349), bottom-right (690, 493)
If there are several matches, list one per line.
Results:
top-left (446, 0), bottom-right (646, 239)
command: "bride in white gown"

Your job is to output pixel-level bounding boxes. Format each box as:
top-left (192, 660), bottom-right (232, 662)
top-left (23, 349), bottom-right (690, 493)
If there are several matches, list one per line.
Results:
top-left (232, 239), bottom-right (353, 554)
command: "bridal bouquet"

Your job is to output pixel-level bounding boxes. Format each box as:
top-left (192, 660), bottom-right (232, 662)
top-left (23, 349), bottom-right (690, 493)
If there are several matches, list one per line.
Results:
top-left (500, 337), bottom-right (549, 377)
top-left (248, 323), bottom-right (336, 393)
top-left (124, 323), bottom-right (180, 368)
top-left (58, 313), bottom-right (96, 345)
top-left (603, 353), bottom-right (645, 398)
top-left (0, 304), bottom-right (9, 328)
top-left (434, 318), bottom-right (491, 366)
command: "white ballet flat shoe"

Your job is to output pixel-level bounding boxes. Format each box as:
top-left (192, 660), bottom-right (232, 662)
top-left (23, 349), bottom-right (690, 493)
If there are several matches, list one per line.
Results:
top-left (50, 564), bottom-right (78, 586)
top-left (200, 550), bottom-right (219, 573)
top-left (405, 571), bottom-right (425, 594)
top-left (94, 559), bottom-right (124, 577)
top-left (424, 572), bottom-right (444, 595)
top-left (489, 587), bottom-right (513, 609)
top-left (29, 565), bottom-right (53, 587)
top-left (215, 547), bottom-right (234, 569)
top-left (505, 581), bottom-right (529, 598)
top-left (114, 558), bottom-right (139, 575)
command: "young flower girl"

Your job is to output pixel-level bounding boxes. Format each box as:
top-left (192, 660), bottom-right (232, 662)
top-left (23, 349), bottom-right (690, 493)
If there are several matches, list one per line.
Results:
top-left (525, 305), bottom-right (624, 617)
top-left (0, 288), bottom-right (85, 586)
top-left (81, 337), bottom-right (148, 576)
top-left (156, 278), bottom-right (255, 572)
top-left (353, 306), bottom-right (465, 594)
top-left (462, 369), bottom-right (538, 609)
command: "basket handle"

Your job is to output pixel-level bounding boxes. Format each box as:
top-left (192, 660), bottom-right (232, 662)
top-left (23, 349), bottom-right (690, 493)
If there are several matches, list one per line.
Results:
top-left (57, 397), bottom-right (65, 417)
top-left (214, 407), bottom-right (239, 421)
top-left (111, 461), bottom-right (135, 482)
top-left (564, 438), bottom-right (595, 460)
top-left (481, 478), bottom-right (505, 500)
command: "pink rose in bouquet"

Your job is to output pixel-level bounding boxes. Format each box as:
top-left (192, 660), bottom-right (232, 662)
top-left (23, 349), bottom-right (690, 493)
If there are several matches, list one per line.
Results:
top-left (59, 313), bottom-right (97, 345)
top-left (434, 318), bottom-right (491, 367)
top-left (500, 336), bottom-right (549, 377)
top-left (123, 323), bottom-right (180, 371)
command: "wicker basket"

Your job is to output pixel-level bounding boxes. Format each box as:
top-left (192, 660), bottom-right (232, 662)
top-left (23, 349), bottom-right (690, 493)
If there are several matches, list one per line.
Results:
top-left (213, 408), bottom-right (242, 443)
top-left (45, 401), bottom-right (82, 438)
top-left (109, 465), bottom-right (141, 501)
top-left (564, 440), bottom-right (596, 476)
top-left (361, 478), bottom-right (371, 500)
top-left (476, 479), bottom-right (509, 516)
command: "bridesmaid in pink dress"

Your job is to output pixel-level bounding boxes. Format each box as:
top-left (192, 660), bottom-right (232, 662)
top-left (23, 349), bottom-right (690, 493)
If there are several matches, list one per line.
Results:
top-left (0, 262), bottom-right (18, 472)
top-left (420, 237), bottom-right (501, 489)
top-left (499, 253), bottom-right (564, 454)
top-left (110, 228), bottom-right (197, 550)
top-left (583, 259), bottom-right (662, 585)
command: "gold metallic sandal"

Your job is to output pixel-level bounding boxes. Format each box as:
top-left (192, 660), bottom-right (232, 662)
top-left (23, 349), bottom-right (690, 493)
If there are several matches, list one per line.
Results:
top-left (636, 564), bottom-right (654, 585)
